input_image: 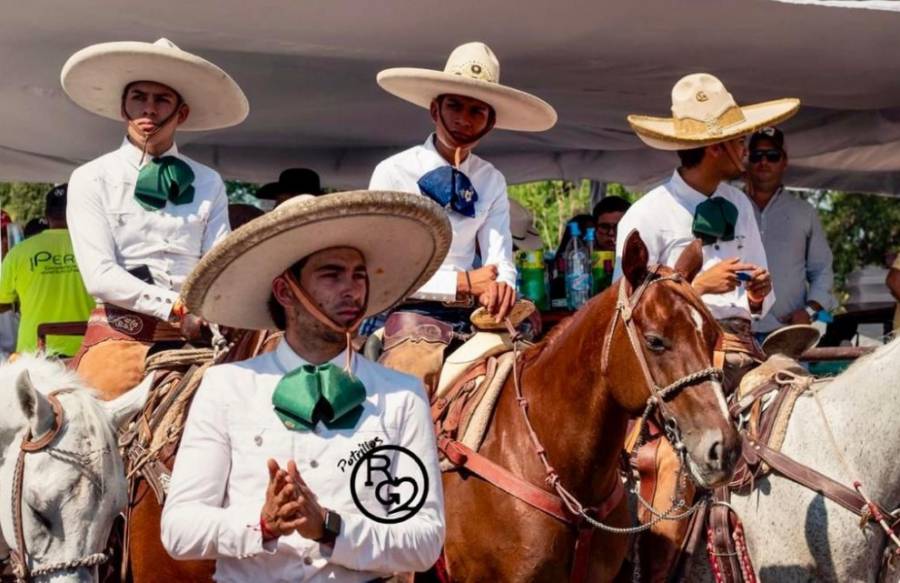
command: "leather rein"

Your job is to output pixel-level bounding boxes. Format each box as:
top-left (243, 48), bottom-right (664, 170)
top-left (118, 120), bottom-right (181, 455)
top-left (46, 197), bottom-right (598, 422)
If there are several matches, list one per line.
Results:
top-left (8, 390), bottom-right (110, 581)
top-left (438, 267), bottom-right (723, 582)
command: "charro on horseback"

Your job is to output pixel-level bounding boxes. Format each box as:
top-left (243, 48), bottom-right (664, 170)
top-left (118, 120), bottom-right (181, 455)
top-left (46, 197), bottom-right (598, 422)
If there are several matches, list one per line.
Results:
top-left (0, 29), bottom-right (899, 583)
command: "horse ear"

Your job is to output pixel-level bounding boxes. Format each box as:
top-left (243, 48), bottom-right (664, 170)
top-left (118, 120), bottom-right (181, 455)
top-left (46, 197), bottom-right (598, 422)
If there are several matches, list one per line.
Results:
top-left (674, 239), bottom-right (704, 283)
top-left (15, 370), bottom-right (54, 439)
top-left (101, 379), bottom-right (151, 434)
top-left (621, 229), bottom-right (650, 289)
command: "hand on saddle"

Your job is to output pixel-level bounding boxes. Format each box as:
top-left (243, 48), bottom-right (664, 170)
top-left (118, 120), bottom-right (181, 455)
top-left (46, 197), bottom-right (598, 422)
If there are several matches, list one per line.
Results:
top-left (478, 281), bottom-right (517, 323)
top-left (692, 257), bottom-right (756, 296)
top-left (459, 264), bottom-right (498, 297)
top-left (171, 298), bottom-right (208, 343)
top-left (260, 459), bottom-right (326, 542)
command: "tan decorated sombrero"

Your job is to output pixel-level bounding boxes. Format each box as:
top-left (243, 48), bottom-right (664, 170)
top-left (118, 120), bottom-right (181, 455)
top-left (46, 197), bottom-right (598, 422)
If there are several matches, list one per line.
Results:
top-left (182, 191), bottom-right (451, 330)
top-left (377, 42), bottom-right (557, 132)
top-left (61, 38), bottom-right (249, 131)
top-left (627, 73), bottom-right (799, 151)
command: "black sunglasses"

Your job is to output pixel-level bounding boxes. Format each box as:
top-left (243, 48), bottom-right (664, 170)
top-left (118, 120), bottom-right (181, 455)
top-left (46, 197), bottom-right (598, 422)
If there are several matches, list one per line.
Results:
top-left (596, 221), bottom-right (619, 232)
top-left (749, 149), bottom-right (784, 164)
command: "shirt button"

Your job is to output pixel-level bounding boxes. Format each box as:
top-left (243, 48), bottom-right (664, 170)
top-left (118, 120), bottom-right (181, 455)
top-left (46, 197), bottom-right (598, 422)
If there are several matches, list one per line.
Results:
top-left (303, 557), bottom-right (313, 566)
top-left (142, 294), bottom-right (150, 299)
top-left (309, 460), bottom-right (319, 468)
top-left (165, 298), bottom-right (172, 304)
top-left (254, 435), bottom-right (263, 446)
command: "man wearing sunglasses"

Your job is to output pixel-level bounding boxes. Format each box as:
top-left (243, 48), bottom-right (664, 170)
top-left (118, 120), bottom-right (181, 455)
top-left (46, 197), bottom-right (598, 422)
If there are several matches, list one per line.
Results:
top-left (591, 195), bottom-right (631, 251)
top-left (745, 127), bottom-right (835, 337)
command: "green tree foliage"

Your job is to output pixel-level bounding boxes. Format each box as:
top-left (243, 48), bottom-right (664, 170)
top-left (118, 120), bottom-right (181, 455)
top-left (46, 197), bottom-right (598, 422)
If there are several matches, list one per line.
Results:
top-left (0, 182), bottom-right (53, 222)
top-left (508, 180), bottom-right (591, 250)
top-left (804, 190), bottom-right (900, 291)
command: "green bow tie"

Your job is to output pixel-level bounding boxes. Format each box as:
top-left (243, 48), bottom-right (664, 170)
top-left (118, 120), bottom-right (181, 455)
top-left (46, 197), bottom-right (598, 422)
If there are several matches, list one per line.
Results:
top-left (692, 197), bottom-right (739, 245)
top-left (272, 363), bottom-right (367, 432)
top-left (134, 156), bottom-right (196, 211)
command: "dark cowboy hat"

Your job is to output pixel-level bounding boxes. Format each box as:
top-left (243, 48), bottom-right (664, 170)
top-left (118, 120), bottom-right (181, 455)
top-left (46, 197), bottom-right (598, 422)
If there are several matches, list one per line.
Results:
top-left (256, 168), bottom-right (323, 200)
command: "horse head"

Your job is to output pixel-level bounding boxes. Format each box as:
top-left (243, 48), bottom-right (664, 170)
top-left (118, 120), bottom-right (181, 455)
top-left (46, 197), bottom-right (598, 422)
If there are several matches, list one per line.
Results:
top-left (607, 231), bottom-right (740, 488)
top-left (0, 355), bottom-right (143, 582)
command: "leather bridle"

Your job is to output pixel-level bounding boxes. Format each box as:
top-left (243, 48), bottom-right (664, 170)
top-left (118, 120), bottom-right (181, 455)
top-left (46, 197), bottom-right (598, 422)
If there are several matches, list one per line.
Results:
top-left (8, 390), bottom-right (110, 581)
top-left (601, 266), bottom-right (724, 466)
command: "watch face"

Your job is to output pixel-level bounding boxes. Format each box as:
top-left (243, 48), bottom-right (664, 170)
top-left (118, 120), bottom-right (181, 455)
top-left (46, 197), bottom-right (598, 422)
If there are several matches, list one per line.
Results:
top-left (325, 511), bottom-right (342, 535)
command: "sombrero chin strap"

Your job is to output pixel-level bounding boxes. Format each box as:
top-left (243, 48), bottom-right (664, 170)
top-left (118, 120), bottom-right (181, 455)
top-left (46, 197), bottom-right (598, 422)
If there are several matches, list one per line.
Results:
top-left (282, 271), bottom-right (367, 373)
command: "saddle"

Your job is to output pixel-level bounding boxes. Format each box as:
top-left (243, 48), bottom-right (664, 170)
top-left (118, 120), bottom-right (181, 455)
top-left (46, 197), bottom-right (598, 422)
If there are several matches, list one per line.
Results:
top-left (116, 329), bottom-right (282, 580)
top-left (431, 351), bottom-right (517, 471)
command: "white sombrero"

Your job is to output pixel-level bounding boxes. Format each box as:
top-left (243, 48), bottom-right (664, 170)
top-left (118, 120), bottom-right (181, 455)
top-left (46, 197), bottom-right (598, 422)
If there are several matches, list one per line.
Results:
top-left (627, 73), bottom-right (799, 151)
top-left (377, 42), bottom-right (557, 132)
top-left (61, 38), bottom-right (249, 131)
top-left (182, 191), bottom-right (451, 330)
top-left (509, 198), bottom-right (543, 251)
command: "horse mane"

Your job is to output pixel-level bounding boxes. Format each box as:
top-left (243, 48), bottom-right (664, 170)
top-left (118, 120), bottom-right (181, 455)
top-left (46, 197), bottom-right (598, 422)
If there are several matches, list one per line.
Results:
top-left (0, 354), bottom-right (92, 396)
top-left (831, 335), bottom-right (900, 381)
top-left (0, 354), bottom-right (107, 437)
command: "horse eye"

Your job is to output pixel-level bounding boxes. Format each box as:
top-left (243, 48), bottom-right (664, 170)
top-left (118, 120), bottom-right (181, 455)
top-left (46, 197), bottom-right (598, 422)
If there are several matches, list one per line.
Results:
top-left (644, 334), bottom-right (668, 353)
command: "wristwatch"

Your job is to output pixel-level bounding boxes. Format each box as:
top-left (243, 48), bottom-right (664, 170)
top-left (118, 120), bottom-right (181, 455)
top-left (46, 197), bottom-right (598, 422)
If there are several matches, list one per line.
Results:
top-left (804, 305), bottom-right (818, 320)
top-left (315, 510), bottom-right (342, 546)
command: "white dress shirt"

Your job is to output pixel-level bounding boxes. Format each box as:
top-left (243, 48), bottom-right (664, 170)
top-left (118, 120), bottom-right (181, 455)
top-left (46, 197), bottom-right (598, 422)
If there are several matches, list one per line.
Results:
top-left (748, 187), bottom-right (835, 333)
top-left (369, 135), bottom-right (516, 302)
top-left (162, 339), bottom-right (445, 582)
top-left (614, 170), bottom-right (774, 321)
top-left (67, 138), bottom-right (230, 320)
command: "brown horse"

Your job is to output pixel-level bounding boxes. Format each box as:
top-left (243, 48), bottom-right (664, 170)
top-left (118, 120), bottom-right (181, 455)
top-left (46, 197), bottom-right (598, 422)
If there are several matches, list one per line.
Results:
top-left (121, 329), bottom-right (281, 583)
top-left (439, 233), bottom-right (741, 582)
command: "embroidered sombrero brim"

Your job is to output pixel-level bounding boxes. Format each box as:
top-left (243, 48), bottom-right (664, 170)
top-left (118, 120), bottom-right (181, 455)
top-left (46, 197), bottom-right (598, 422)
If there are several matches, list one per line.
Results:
top-left (627, 98), bottom-right (800, 151)
top-left (377, 68), bottom-right (557, 132)
top-left (182, 191), bottom-right (451, 330)
top-left (61, 39), bottom-right (249, 131)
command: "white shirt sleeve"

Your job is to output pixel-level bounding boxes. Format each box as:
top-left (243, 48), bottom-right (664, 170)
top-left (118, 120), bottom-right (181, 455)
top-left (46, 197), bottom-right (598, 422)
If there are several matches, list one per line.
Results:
top-left (613, 203), bottom-right (661, 281)
top-left (327, 382), bottom-right (445, 573)
top-left (202, 177), bottom-right (231, 253)
top-left (738, 206), bottom-right (775, 318)
top-left (369, 161), bottom-right (402, 191)
top-left (477, 179), bottom-right (516, 289)
top-left (67, 167), bottom-right (179, 319)
top-left (161, 371), bottom-right (271, 560)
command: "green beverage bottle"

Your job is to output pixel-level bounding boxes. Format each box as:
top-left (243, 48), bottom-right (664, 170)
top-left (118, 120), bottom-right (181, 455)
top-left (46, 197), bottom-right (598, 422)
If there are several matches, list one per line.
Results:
top-left (586, 228), bottom-right (602, 296)
top-left (519, 249), bottom-right (548, 310)
top-left (595, 250), bottom-right (615, 293)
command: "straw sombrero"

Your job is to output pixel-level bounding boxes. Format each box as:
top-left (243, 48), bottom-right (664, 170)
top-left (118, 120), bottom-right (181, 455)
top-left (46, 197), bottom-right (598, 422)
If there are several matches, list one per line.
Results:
top-left (627, 73), bottom-right (799, 151)
top-left (182, 191), bottom-right (451, 330)
top-left (61, 38), bottom-right (248, 131)
top-left (377, 42), bottom-right (557, 132)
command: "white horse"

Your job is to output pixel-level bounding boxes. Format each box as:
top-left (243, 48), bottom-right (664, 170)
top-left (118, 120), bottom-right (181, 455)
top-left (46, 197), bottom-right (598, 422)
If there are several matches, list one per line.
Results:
top-left (689, 337), bottom-right (900, 582)
top-left (0, 355), bottom-right (144, 582)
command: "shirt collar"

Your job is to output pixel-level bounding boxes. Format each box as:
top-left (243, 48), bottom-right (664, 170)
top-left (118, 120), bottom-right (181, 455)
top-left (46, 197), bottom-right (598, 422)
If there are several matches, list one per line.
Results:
top-left (118, 136), bottom-right (179, 170)
top-left (422, 133), bottom-right (474, 172)
top-left (273, 337), bottom-right (356, 375)
top-left (668, 169), bottom-right (715, 207)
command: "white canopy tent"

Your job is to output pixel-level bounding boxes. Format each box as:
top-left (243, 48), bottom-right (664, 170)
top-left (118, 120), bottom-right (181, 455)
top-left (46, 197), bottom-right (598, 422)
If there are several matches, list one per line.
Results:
top-left (3, 0), bottom-right (900, 194)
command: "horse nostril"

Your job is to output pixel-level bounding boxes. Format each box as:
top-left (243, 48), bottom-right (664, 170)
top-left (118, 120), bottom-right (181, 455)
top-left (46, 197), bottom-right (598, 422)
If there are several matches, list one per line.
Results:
top-left (708, 440), bottom-right (723, 465)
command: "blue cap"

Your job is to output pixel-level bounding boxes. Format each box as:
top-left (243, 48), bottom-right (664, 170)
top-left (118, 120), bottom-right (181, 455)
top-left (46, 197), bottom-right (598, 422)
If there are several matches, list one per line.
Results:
top-left (568, 221), bottom-right (581, 236)
top-left (585, 227), bottom-right (596, 240)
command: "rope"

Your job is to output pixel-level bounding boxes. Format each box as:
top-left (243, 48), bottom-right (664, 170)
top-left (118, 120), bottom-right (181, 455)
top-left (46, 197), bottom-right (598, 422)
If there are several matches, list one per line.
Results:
top-left (808, 384), bottom-right (900, 551)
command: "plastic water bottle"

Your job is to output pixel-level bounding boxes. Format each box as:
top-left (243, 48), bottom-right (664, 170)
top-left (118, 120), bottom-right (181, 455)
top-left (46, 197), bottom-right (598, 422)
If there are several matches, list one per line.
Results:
top-left (564, 222), bottom-right (591, 310)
